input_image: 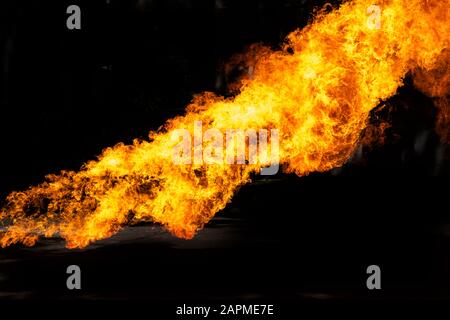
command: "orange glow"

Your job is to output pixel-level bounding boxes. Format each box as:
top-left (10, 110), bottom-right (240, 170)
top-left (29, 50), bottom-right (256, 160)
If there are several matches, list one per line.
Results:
top-left (1, 0), bottom-right (449, 248)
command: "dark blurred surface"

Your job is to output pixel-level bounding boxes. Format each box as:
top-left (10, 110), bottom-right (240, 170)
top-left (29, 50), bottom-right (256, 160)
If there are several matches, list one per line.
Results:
top-left (1, 0), bottom-right (450, 317)
top-left (1, 176), bottom-right (450, 317)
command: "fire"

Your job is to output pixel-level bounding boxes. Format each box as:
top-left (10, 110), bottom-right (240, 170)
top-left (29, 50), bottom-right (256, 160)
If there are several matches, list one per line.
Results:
top-left (1, 0), bottom-right (449, 249)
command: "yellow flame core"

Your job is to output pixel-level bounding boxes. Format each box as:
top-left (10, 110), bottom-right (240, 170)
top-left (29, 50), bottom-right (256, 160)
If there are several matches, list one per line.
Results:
top-left (1, 0), bottom-right (449, 248)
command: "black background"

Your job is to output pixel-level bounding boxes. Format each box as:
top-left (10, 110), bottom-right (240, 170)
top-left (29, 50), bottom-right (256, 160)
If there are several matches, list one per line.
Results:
top-left (1, 0), bottom-right (449, 317)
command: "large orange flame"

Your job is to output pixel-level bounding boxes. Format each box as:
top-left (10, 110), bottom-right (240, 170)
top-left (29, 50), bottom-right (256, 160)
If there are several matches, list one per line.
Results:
top-left (1, 0), bottom-right (449, 249)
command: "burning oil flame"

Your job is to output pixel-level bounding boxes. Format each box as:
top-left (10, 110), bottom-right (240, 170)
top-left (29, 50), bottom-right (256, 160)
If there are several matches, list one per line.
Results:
top-left (1, 0), bottom-right (449, 248)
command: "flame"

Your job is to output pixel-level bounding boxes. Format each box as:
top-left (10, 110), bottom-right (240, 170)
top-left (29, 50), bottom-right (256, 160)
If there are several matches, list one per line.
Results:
top-left (1, 0), bottom-right (449, 249)
top-left (413, 48), bottom-right (450, 144)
